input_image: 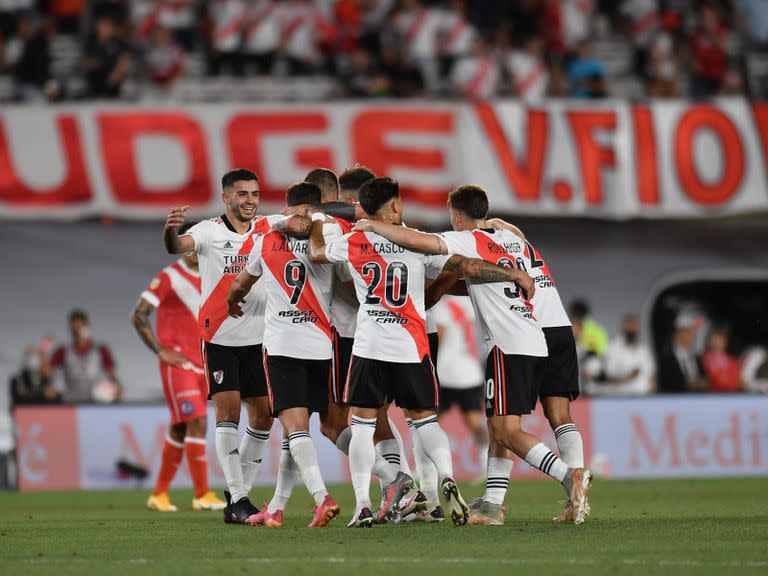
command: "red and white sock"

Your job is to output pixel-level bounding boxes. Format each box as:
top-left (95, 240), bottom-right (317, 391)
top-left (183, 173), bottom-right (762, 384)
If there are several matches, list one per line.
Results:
top-left (153, 435), bottom-right (184, 495)
top-left (184, 437), bottom-right (209, 499)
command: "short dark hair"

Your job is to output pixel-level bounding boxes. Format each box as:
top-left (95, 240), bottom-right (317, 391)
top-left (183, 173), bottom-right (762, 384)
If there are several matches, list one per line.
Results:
top-left (339, 165), bottom-right (375, 194)
top-left (69, 309), bottom-right (89, 323)
top-left (221, 168), bottom-right (258, 190)
top-left (570, 299), bottom-right (590, 319)
top-left (286, 182), bottom-right (321, 207)
top-left (304, 168), bottom-right (338, 201)
top-left (448, 185), bottom-right (489, 219)
top-left (358, 177), bottom-right (399, 215)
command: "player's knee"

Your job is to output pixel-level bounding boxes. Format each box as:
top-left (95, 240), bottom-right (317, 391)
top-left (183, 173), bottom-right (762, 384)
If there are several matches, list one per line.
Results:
top-left (249, 413), bottom-right (274, 431)
top-left (542, 399), bottom-right (572, 429)
top-left (320, 420), bottom-right (344, 444)
top-left (169, 422), bottom-right (186, 442)
top-left (186, 417), bottom-right (207, 437)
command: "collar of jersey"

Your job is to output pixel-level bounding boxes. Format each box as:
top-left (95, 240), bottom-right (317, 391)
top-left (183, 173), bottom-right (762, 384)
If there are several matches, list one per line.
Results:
top-left (221, 214), bottom-right (254, 236)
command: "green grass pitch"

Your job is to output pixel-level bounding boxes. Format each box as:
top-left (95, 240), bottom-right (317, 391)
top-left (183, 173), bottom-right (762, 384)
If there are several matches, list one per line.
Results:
top-left (1, 478), bottom-right (767, 576)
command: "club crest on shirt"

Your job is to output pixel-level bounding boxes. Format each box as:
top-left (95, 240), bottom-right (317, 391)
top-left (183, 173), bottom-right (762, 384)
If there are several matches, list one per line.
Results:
top-left (213, 370), bottom-right (224, 384)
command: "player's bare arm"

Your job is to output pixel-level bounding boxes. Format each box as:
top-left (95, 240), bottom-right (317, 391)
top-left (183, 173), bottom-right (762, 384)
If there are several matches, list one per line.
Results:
top-left (425, 271), bottom-right (461, 309)
top-left (271, 214), bottom-right (313, 238)
top-left (443, 255), bottom-right (536, 300)
top-left (163, 205), bottom-right (195, 254)
top-left (227, 268), bottom-right (259, 318)
top-left (130, 298), bottom-right (186, 367)
top-left (486, 218), bottom-right (526, 241)
top-left (308, 217), bottom-right (331, 263)
top-left (353, 219), bottom-right (447, 254)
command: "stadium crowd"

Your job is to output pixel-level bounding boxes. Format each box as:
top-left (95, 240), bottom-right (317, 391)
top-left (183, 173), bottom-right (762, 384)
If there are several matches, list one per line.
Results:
top-left (0, 0), bottom-right (766, 102)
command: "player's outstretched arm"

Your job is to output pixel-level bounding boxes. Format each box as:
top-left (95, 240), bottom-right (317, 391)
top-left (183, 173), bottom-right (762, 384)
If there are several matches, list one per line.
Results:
top-left (313, 201), bottom-right (362, 222)
top-left (308, 217), bottom-right (331, 263)
top-left (353, 220), bottom-right (447, 254)
top-left (272, 215), bottom-right (312, 238)
top-left (228, 269), bottom-right (259, 318)
top-left (130, 299), bottom-right (186, 366)
top-left (425, 272), bottom-right (461, 310)
top-left (163, 205), bottom-right (195, 254)
top-left (443, 255), bottom-right (536, 300)
top-left (486, 218), bottom-right (525, 241)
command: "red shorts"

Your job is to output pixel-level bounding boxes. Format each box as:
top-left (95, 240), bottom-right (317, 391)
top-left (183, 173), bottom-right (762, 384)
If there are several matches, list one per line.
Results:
top-left (160, 361), bottom-right (208, 424)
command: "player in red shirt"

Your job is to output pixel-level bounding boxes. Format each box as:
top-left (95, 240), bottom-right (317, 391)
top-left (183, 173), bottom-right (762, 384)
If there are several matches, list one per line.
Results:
top-left (132, 230), bottom-right (225, 513)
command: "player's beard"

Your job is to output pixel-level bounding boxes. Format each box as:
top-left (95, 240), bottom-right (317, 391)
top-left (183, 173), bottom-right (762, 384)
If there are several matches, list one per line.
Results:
top-left (232, 202), bottom-right (257, 222)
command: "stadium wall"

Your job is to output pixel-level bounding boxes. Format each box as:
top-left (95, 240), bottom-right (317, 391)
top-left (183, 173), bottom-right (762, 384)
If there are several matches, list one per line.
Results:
top-left (3, 100), bottom-right (768, 221)
top-left (13, 396), bottom-right (768, 491)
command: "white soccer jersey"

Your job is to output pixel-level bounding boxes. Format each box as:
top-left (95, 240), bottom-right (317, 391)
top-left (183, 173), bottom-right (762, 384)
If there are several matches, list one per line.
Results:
top-left (323, 218), bottom-right (358, 339)
top-left (433, 296), bottom-right (484, 389)
top-left (523, 240), bottom-right (571, 329)
top-left (439, 229), bottom-right (547, 358)
top-left (184, 214), bottom-right (282, 347)
top-left (244, 0), bottom-right (281, 54)
top-left (325, 230), bottom-right (446, 363)
top-left (210, 0), bottom-right (247, 53)
top-left (246, 232), bottom-right (333, 360)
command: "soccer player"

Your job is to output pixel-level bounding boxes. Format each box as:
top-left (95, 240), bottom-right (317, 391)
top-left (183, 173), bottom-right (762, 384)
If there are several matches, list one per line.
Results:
top-left (308, 177), bottom-right (535, 527)
top-left (477, 216), bottom-right (585, 523)
top-left (353, 184), bottom-right (593, 525)
top-left (163, 168), bottom-right (309, 524)
top-left (227, 182), bottom-right (340, 528)
top-left (131, 232), bottom-right (225, 513)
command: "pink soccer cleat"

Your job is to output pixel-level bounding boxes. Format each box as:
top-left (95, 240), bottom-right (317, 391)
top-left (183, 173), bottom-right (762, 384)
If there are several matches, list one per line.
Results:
top-left (308, 495), bottom-right (340, 528)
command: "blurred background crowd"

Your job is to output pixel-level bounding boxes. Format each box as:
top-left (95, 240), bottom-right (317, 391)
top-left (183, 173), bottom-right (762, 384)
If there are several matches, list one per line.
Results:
top-left (2, 0), bottom-right (768, 103)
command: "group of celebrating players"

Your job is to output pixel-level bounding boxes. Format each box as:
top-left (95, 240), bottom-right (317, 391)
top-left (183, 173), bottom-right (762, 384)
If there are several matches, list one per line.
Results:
top-left (132, 164), bottom-right (592, 529)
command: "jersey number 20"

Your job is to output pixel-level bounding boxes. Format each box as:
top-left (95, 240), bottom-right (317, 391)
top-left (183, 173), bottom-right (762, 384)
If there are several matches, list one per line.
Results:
top-left (362, 261), bottom-right (409, 307)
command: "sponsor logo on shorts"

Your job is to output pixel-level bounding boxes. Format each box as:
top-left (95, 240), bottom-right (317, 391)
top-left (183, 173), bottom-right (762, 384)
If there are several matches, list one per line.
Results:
top-left (181, 400), bottom-right (194, 415)
top-left (213, 370), bottom-right (224, 384)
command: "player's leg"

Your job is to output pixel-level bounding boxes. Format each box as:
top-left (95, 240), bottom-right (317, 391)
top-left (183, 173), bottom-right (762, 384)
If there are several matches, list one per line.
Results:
top-left (321, 331), bottom-right (353, 452)
top-left (542, 396), bottom-right (583, 468)
top-left (239, 344), bottom-right (273, 494)
top-left (404, 417), bottom-right (442, 522)
top-left (469, 428), bottom-right (513, 526)
top-left (147, 421), bottom-right (185, 512)
top-left (251, 429), bottom-right (298, 527)
top-left (457, 385), bottom-right (489, 480)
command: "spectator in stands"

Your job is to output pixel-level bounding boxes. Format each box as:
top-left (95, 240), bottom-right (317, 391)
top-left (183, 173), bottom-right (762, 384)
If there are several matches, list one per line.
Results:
top-left (562, 0), bottom-right (595, 53)
top-left (395, 0), bottom-right (442, 91)
top-left (620, 0), bottom-right (660, 84)
top-left (572, 318), bottom-right (604, 391)
top-left (10, 343), bottom-right (60, 406)
top-left (741, 342), bottom-right (768, 393)
top-left (141, 25), bottom-right (184, 92)
top-left (687, 1), bottom-right (729, 99)
top-left (46, 309), bottom-right (122, 403)
top-left (570, 299), bottom-right (608, 356)
top-left (506, 34), bottom-right (549, 102)
top-left (3, 11), bottom-right (51, 102)
top-left (566, 40), bottom-right (608, 98)
top-left (278, 0), bottom-right (337, 75)
top-left (736, 0), bottom-right (768, 49)
top-left (600, 314), bottom-right (655, 395)
top-left (437, 0), bottom-right (474, 80)
top-left (340, 46), bottom-right (390, 97)
top-left (701, 329), bottom-right (743, 393)
top-left (208, 0), bottom-right (245, 76)
top-left (243, 0), bottom-right (280, 75)
top-left (50, 0), bottom-right (83, 36)
top-left (451, 35), bottom-right (499, 100)
top-left (648, 27), bottom-right (681, 97)
top-left (658, 314), bottom-right (707, 393)
top-left (84, 14), bottom-right (130, 98)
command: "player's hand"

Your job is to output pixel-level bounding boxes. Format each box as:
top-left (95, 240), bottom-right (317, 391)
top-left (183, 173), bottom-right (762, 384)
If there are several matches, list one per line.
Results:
top-left (158, 348), bottom-right (186, 366)
top-left (515, 272), bottom-right (536, 301)
top-left (228, 299), bottom-right (245, 318)
top-left (164, 206), bottom-right (189, 231)
top-left (353, 219), bottom-right (374, 232)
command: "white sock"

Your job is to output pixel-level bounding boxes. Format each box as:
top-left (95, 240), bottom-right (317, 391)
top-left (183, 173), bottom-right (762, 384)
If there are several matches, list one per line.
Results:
top-left (267, 439), bottom-right (299, 513)
top-left (554, 423), bottom-right (584, 468)
top-left (408, 418), bottom-right (439, 502)
top-left (478, 443), bottom-right (489, 480)
top-left (349, 416), bottom-right (376, 510)
top-left (484, 457), bottom-right (513, 505)
top-left (335, 426), bottom-right (352, 455)
top-left (388, 418), bottom-right (413, 476)
top-left (524, 442), bottom-right (568, 483)
top-left (215, 421), bottom-right (247, 503)
top-left (288, 430), bottom-right (328, 506)
top-left (412, 415), bottom-right (453, 482)
top-left (240, 426), bottom-right (270, 493)
top-left (374, 439), bottom-right (400, 492)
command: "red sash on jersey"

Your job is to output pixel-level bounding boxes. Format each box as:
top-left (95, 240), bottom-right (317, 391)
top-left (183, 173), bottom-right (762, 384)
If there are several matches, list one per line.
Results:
top-left (516, 62), bottom-right (545, 97)
top-left (260, 231), bottom-right (332, 341)
top-left (471, 230), bottom-right (534, 315)
top-left (197, 219), bottom-right (268, 341)
top-left (216, 10), bottom-right (246, 44)
top-left (466, 58), bottom-right (493, 99)
top-left (445, 299), bottom-right (478, 361)
top-left (348, 232), bottom-right (430, 360)
top-left (441, 19), bottom-right (468, 53)
top-left (247, 2), bottom-right (277, 37)
top-left (282, 13), bottom-right (305, 44)
top-left (139, 6), bottom-right (162, 39)
top-left (633, 11), bottom-right (657, 38)
top-left (335, 216), bottom-right (353, 234)
top-left (405, 9), bottom-right (428, 45)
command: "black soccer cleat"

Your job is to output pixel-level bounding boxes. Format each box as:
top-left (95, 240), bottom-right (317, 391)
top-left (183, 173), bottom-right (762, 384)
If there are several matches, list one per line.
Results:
top-left (223, 490), bottom-right (235, 524)
top-left (347, 507), bottom-right (375, 528)
top-left (229, 497), bottom-right (260, 525)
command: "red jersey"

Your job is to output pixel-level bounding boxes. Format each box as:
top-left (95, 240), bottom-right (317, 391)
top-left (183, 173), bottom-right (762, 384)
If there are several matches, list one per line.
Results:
top-left (141, 259), bottom-right (202, 368)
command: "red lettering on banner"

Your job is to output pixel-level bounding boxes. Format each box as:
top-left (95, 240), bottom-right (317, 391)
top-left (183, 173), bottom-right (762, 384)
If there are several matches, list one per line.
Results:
top-left (629, 414), bottom-right (681, 469)
top-left (474, 103), bottom-right (548, 202)
top-left (750, 103), bottom-right (768, 183)
top-left (119, 423), bottom-right (166, 469)
top-left (685, 430), bottom-right (709, 468)
top-left (227, 112), bottom-right (332, 202)
top-left (714, 413), bottom-right (742, 466)
top-left (566, 111), bottom-right (617, 205)
top-left (352, 110), bottom-right (452, 206)
top-left (98, 113), bottom-right (211, 206)
top-left (0, 115), bottom-right (92, 207)
top-left (631, 106), bottom-right (660, 206)
top-left (674, 106), bottom-right (744, 206)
